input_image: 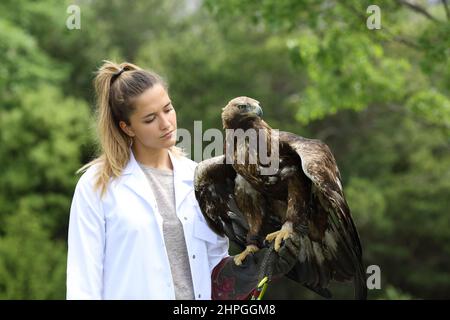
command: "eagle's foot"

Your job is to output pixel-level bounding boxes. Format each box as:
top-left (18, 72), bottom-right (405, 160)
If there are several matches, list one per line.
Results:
top-left (265, 222), bottom-right (294, 252)
top-left (234, 244), bottom-right (259, 266)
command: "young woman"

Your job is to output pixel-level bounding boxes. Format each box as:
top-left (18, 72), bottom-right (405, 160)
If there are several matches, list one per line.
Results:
top-left (66, 61), bottom-right (300, 300)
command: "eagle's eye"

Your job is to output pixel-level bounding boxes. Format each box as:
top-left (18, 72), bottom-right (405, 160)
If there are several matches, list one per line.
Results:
top-left (237, 104), bottom-right (249, 111)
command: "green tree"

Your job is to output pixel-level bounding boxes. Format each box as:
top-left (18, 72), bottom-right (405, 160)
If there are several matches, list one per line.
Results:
top-left (0, 1), bottom-right (92, 298)
top-left (0, 211), bottom-right (66, 299)
top-left (205, 0), bottom-right (450, 299)
top-left (205, 0), bottom-right (450, 126)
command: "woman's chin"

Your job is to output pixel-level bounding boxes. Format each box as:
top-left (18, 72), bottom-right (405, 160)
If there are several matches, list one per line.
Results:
top-left (162, 137), bottom-right (177, 148)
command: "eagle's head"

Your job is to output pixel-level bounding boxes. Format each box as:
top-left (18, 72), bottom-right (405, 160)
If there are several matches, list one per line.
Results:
top-left (221, 96), bottom-right (265, 129)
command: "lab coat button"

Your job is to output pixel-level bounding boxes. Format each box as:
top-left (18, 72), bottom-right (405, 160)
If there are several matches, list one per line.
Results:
top-left (198, 294), bottom-right (201, 298)
top-left (192, 254), bottom-right (196, 259)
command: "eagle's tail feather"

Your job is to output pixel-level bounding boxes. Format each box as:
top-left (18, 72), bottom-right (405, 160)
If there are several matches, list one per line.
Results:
top-left (304, 284), bottom-right (332, 299)
top-left (354, 264), bottom-right (367, 300)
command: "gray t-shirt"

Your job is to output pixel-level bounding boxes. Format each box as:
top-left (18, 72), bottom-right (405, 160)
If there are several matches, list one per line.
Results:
top-left (139, 163), bottom-right (195, 300)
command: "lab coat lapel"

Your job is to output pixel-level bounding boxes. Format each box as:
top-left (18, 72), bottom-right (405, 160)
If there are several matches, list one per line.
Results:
top-left (121, 150), bottom-right (194, 219)
top-left (169, 151), bottom-right (194, 212)
top-left (122, 151), bottom-right (158, 213)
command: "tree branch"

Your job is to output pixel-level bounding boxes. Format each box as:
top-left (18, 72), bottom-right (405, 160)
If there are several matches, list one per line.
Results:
top-left (382, 26), bottom-right (421, 49)
top-left (442, 0), bottom-right (450, 20)
top-left (397, 0), bottom-right (440, 23)
top-left (342, 2), bottom-right (421, 50)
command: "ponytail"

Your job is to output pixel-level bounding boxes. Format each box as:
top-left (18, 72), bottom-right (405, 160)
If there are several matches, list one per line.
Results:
top-left (78, 60), bottom-right (184, 197)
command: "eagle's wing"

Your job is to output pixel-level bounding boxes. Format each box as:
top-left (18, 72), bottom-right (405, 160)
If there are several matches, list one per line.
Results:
top-left (280, 131), bottom-right (366, 299)
top-left (194, 155), bottom-right (248, 247)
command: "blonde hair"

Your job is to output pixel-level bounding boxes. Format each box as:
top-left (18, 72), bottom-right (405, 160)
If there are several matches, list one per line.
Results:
top-left (79, 60), bottom-right (185, 196)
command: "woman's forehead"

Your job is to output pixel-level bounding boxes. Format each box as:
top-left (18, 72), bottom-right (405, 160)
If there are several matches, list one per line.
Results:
top-left (134, 84), bottom-right (170, 113)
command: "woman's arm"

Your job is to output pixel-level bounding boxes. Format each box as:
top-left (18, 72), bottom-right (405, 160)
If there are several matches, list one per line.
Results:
top-left (66, 173), bottom-right (106, 300)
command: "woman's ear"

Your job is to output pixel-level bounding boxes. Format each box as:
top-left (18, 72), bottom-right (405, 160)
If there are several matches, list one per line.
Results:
top-left (119, 120), bottom-right (135, 137)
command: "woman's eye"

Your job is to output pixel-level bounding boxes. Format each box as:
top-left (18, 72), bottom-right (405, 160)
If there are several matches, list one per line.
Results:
top-left (164, 107), bottom-right (173, 113)
top-left (144, 118), bottom-right (155, 124)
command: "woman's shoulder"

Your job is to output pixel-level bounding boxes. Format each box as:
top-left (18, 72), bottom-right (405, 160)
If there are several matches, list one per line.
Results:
top-left (79, 161), bottom-right (102, 180)
top-left (178, 155), bottom-right (198, 169)
top-left (75, 162), bottom-right (103, 194)
top-left (170, 147), bottom-right (197, 170)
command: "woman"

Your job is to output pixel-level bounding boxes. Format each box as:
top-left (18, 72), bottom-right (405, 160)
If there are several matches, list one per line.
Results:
top-left (66, 61), bottom-right (300, 300)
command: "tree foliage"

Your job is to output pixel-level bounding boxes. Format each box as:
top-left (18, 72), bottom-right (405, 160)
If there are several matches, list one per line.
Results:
top-left (205, 0), bottom-right (450, 299)
top-left (1, 0), bottom-right (449, 299)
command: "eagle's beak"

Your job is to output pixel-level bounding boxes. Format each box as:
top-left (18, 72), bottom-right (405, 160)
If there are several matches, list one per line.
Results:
top-left (254, 105), bottom-right (263, 118)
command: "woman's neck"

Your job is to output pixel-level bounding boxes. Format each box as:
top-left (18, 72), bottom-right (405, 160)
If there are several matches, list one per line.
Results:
top-left (132, 145), bottom-right (173, 171)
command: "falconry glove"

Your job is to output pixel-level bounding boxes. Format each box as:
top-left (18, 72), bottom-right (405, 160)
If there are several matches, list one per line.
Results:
top-left (211, 234), bottom-right (301, 300)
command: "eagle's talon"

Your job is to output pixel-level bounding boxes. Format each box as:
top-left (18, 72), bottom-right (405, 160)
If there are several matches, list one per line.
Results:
top-left (234, 244), bottom-right (259, 266)
top-left (265, 229), bottom-right (293, 252)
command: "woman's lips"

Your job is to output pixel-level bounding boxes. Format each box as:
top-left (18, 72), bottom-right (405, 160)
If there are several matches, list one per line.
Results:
top-left (160, 130), bottom-right (174, 139)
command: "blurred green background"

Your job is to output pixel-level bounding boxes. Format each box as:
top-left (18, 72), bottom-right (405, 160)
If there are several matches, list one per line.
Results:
top-left (0, 0), bottom-right (449, 299)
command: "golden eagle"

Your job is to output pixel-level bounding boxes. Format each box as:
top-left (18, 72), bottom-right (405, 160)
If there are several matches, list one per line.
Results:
top-left (194, 96), bottom-right (366, 299)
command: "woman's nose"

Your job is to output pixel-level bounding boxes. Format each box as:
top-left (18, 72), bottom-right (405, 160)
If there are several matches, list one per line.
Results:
top-left (159, 113), bottom-right (172, 130)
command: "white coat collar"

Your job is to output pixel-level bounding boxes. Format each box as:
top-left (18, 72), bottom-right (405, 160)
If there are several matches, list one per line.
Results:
top-left (122, 149), bottom-right (194, 212)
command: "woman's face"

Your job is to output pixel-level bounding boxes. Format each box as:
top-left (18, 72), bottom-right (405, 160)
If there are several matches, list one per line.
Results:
top-left (120, 83), bottom-right (177, 151)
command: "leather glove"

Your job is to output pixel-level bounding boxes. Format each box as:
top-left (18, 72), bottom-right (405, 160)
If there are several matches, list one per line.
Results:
top-left (211, 234), bottom-right (301, 300)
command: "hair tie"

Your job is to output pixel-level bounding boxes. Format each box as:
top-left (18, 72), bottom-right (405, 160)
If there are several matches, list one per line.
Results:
top-left (111, 67), bottom-right (127, 84)
top-left (114, 68), bottom-right (126, 77)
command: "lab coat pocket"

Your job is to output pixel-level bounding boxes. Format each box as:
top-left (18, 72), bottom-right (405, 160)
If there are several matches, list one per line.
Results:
top-left (194, 219), bottom-right (218, 244)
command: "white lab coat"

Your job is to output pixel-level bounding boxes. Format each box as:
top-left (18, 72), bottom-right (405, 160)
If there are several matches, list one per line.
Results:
top-left (66, 150), bottom-right (229, 300)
